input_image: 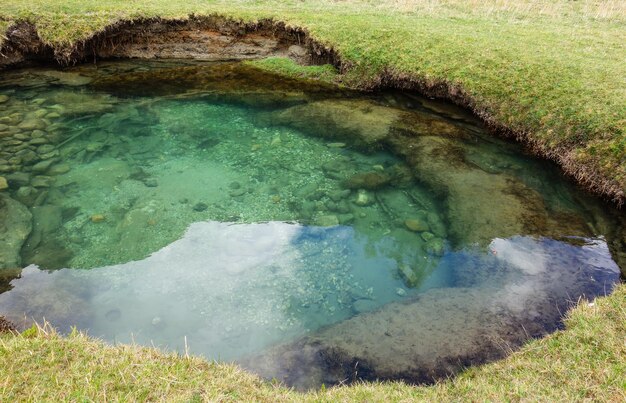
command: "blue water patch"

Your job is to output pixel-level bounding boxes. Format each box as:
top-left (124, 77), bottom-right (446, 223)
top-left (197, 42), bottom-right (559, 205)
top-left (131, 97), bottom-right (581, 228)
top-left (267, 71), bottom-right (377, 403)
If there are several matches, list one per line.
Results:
top-left (0, 60), bottom-right (623, 388)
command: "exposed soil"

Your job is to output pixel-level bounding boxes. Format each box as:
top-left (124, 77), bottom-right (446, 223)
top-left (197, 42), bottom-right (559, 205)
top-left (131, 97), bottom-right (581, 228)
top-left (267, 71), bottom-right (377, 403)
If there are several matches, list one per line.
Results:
top-left (1, 22), bottom-right (54, 66)
top-left (94, 21), bottom-right (307, 63)
top-left (0, 315), bottom-right (16, 333)
top-left (0, 16), bottom-right (338, 68)
top-left (0, 15), bottom-right (623, 207)
top-left (0, 23), bottom-right (623, 389)
top-left (377, 69), bottom-right (626, 209)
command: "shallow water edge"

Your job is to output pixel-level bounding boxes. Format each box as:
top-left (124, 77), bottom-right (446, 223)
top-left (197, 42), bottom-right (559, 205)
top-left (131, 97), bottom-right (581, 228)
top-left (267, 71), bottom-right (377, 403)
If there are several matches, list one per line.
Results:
top-left (2, 16), bottom-right (624, 205)
top-left (0, 60), bottom-right (623, 389)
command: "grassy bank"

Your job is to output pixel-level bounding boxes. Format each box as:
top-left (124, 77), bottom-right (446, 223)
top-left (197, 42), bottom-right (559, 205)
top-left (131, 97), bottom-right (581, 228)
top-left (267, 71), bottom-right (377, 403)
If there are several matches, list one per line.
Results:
top-left (1, 1), bottom-right (625, 400)
top-left (0, 0), bottom-right (625, 203)
top-left (1, 284), bottom-right (624, 401)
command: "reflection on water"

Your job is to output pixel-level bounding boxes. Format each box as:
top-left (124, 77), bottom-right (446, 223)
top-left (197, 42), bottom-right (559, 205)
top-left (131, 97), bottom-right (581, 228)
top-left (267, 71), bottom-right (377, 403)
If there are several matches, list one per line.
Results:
top-left (0, 60), bottom-right (623, 388)
top-left (245, 236), bottom-right (620, 389)
top-left (0, 221), bottom-right (416, 360)
top-left (0, 222), bottom-right (619, 389)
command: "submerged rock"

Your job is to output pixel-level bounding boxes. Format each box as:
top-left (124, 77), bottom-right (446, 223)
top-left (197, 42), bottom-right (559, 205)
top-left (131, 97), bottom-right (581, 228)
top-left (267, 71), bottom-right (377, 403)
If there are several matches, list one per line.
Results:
top-left (354, 190), bottom-right (372, 206)
top-left (343, 172), bottom-right (391, 190)
top-left (39, 70), bottom-right (93, 86)
top-left (31, 176), bottom-right (54, 188)
top-left (388, 135), bottom-right (591, 245)
top-left (143, 178), bottom-right (158, 188)
top-left (353, 299), bottom-right (379, 314)
top-left (404, 218), bottom-right (429, 233)
top-left (31, 159), bottom-right (56, 173)
top-left (31, 205), bottom-right (62, 235)
top-left (90, 214), bottom-right (106, 223)
top-left (229, 188), bottom-right (247, 198)
top-left (18, 119), bottom-right (46, 131)
top-left (398, 264), bottom-right (422, 288)
top-left (36, 144), bottom-right (55, 155)
top-left (426, 212), bottom-right (446, 238)
top-left (193, 202), bottom-right (208, 212)
top-left (91, 62), bottom-right (318, 107)
top-left (262, 99), bottom-right (403, 148)
top-left (425, 237), bottom-right (445, 257)
top-left (86, 142), bottom-right (104, 153)
top-left (48, 91), bottom-right (115, 116)
top-left (314, 215), bottom-right (340, 227)
top-left (327, 189), bottom-right (351, 202)
top-left (337, 212), bottom-right (354, 223)
top-left (249, 287), bottom-right (527, 390)
top-left (14, 186), bottom-right (37, 206)
top-left (392, 108), bottom-right (467, 139)
top-left (48, 163), bottom-right (71, 175)
top-left (0, 194), bottom-right (32, 269)
top-left (18, 149), bottom-right (39, 165)
top-left (20, 205), bottom-right (73, 270)
top-left (244, 234), bottom-right (619, 390)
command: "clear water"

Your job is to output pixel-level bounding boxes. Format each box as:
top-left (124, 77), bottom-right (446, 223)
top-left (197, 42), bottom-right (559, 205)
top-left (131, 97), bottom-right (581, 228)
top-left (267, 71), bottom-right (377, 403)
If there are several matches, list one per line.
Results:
top-left (0, 61), bottom-right (622, 388)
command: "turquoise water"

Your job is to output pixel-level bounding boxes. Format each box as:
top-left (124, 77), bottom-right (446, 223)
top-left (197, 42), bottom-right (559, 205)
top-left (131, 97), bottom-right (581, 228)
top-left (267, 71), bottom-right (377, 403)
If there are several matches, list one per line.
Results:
top-left (0, 61), bottom-right (622, 388)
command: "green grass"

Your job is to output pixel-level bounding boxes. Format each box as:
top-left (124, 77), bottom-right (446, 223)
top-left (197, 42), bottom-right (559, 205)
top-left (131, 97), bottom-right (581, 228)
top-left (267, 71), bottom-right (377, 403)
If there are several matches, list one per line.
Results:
top-left (1, 284), bottom-right (624, 401)
top-left (0, 1), bottom-right (624, 400)
top-left (245, 57), bottom-right (340, 85)
top-left (0, 1), bottom-right (625, 202)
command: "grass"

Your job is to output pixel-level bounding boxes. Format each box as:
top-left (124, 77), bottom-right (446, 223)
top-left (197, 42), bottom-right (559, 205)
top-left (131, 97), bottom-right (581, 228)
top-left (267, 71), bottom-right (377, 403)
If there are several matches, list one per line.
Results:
top-left (1, 284), bottom-right (624, 401)
top-left (0, 1), bottom-right (624, 202)
top-left (245, 57), bottom-right (340, 85)
top-left (0, 0), bottom-right (624, 400)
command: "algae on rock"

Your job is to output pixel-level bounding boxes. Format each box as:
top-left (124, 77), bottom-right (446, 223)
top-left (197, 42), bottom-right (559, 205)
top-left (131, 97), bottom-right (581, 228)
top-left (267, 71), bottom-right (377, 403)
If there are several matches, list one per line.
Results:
top-left (389, 134), bottom-right (593, 246)
top-left (262, 99), bottom-right (404, 149)
top-left (0, 194), bottom-right (32, 269)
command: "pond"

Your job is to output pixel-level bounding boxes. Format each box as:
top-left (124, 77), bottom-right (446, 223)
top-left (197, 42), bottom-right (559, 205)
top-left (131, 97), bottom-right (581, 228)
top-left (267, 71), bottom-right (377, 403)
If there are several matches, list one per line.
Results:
top-left (0, 60), bottom-right (623, 389)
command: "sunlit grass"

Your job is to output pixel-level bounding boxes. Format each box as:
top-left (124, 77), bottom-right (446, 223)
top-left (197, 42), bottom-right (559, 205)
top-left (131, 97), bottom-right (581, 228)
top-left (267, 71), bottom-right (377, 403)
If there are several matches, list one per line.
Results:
top-left (364, 0), bottom-right (626, 20)
top-left (1, 285), bottom-right (624, 401)
top-left (0, 0), bottom-right (623, 201)
top-left (245, 57), bottom-right (340, 84)
top-left (0, 1), bottom-right (624, 400)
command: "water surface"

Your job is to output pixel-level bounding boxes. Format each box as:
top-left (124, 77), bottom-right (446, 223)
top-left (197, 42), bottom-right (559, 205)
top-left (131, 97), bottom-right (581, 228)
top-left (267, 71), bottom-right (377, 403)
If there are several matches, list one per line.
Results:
top-left (0, 60), bottom-right (622, 388)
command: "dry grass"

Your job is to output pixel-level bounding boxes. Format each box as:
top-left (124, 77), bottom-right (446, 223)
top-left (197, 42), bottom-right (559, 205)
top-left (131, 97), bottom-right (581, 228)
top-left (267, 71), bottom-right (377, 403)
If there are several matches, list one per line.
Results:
top-left (373, 0), bottom-right (626, 20)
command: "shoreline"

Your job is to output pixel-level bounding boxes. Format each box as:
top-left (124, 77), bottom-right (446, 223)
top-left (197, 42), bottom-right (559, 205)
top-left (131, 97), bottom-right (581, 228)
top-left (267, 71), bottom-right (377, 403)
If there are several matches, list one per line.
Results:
top-left (1, 15), bottom-right (624, 207)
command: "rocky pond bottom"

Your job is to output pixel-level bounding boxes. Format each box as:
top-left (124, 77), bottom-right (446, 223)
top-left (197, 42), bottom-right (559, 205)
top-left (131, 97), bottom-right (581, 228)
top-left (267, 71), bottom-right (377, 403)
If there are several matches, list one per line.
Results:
top-left (0, 60), bottom-right (623, 389)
